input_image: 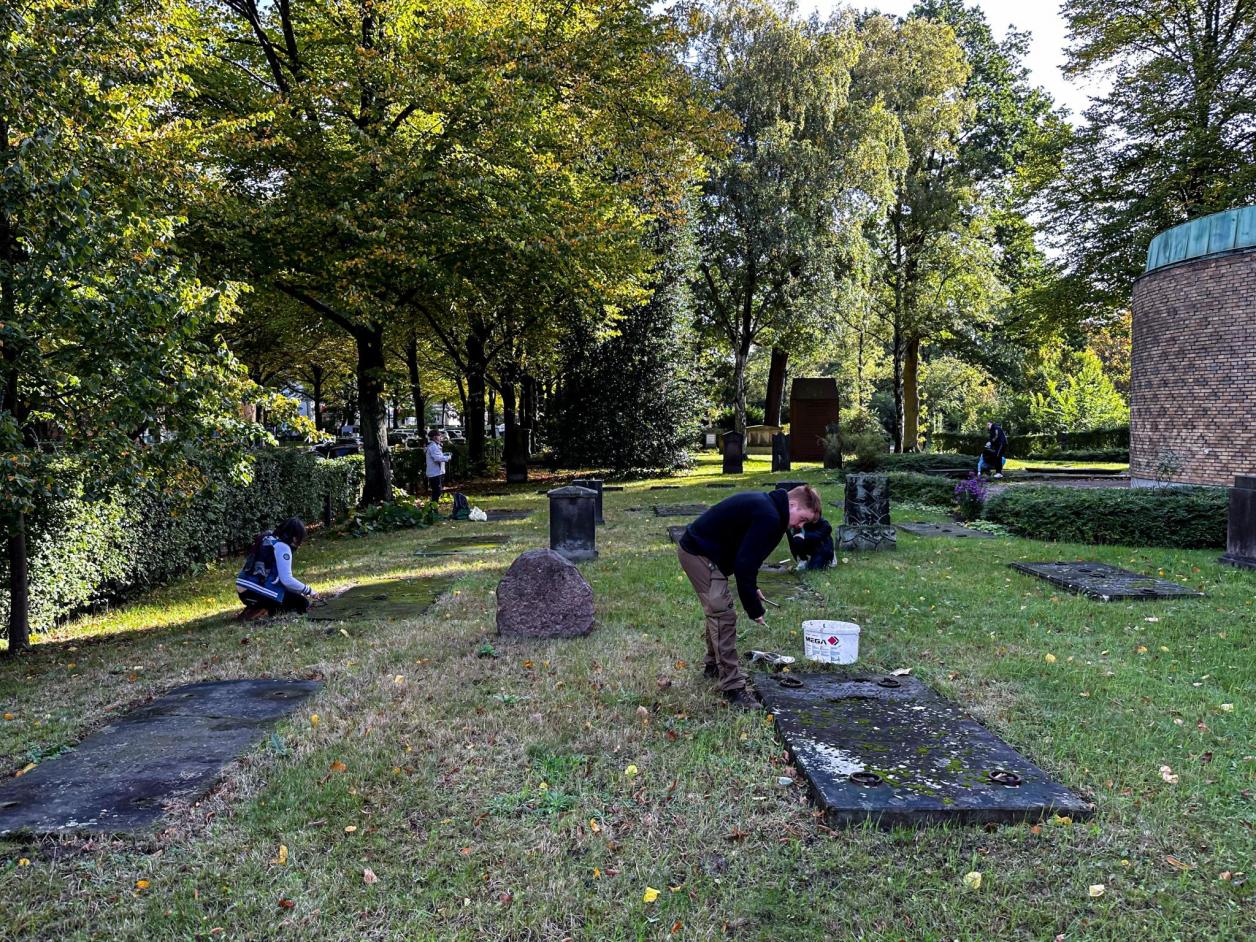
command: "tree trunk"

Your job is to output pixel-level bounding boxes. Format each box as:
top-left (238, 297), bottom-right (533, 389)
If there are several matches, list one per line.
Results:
top-left (764, 347), bottom-right (787, 427)
top-left (488, 389), bottom-right (497, 438)
top-left (356, 325), bottom-right (392, 504)
top-left (405, 334), bottom-right (425, 432)
top-left (310, 364), bottom-right (324, 433)
top-left (463, 334), bottom-right (488, 475)
top-left (891, 320), bottom-right (904, 453)
top-left (4, 515), bottom-right (29, 656)
top-left (733, 346), bottom-right (750, 434)
top-left (903, 335), bottom-right (921, 453)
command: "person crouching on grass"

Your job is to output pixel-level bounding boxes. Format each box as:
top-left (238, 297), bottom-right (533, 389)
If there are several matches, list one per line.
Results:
top-left (236, 517), bottom-right (320, 620)
top-left (676, 484), bottom-right (823, 709)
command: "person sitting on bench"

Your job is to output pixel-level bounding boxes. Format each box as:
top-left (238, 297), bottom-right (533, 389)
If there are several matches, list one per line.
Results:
top-left (236, 517), bottom-right (320, 620)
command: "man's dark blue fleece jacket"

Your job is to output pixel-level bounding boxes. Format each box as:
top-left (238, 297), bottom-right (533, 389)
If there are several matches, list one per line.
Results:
top-left (679, 488), bottom-right (790, 620)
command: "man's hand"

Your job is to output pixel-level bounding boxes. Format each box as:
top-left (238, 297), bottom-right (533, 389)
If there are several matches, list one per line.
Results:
top-left (753, 615), bottom-right (767, 626)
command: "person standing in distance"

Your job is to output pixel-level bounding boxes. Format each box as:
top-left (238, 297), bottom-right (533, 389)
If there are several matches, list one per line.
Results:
top-left (426, 428), bottom-right (454, 502)
top-left (677, 484), bottom-right (823, 709)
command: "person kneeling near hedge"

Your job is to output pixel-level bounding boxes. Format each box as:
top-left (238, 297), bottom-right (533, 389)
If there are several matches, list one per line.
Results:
top-left (236, 518), bottom-right (320, 619)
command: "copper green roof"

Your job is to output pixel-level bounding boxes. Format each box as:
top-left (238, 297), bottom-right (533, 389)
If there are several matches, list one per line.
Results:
top-left (1145, 206), bottom-right (1256, 272)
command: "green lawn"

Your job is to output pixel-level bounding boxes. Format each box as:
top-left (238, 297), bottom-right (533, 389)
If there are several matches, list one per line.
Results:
top-left (1, 455), bottom-right (1252, 941)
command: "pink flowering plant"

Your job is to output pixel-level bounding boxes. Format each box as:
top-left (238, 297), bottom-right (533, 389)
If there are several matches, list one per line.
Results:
top-left (954, 474), bottom-right (989, 522)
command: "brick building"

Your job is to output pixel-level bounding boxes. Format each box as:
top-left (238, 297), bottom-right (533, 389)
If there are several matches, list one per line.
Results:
top-left (1131, 207), bottom-right (1256, 487)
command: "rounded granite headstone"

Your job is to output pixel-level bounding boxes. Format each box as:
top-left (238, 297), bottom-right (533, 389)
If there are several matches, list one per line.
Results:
top-left (496, 549), bottom-right (595, 639)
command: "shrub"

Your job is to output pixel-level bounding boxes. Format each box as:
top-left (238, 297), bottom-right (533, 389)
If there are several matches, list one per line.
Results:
top-left (348, 495), bottom-right (439, 536)
top-left (953, 476), bottom-right (988, 521)
top-left (0, 451), bottom-right (363, 637)
top-left (831, 471), bottom-right (956, 509)
top-left (983, 486), bottom-right (1226, 548)
top-left (1036, 449), bottom-right (1129, 463)
top-left (828, 411), bottom-right (889, 470)
top-left (871, 453), bottom-right (975, 474)
top-left (933, 426), bottom-right (1129, 458)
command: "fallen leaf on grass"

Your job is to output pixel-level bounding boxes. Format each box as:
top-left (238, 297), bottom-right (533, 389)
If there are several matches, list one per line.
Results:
top-left (393, 675), bottom-right (404, 684)
top-left (642, 887), bottom-right (660, 903)
top-left (1044, 653), bottom-right (1057, 664)
top-left (1089, 884), bottom-right (1105, 898)
top-left (589, 819), bottom-right (600, 833)
top-left (1160, 765), bottom-right (1179, 784)
top-left (344, 825), bottom-right (357, 834)
top-left (14, 763), bottom-right (35, 777)
top-left (329, 760), bottom-right (347, 773)
top-left (671, 921), bottom-right (683, 934)
top-left (674, 660), bottom-right (688, 670)
top-left (2, 713), bottom-right (14, 721)
top-left (277, 898), bottom-right (295, 910)
top-left (273, 844), bottom-right (288, 866)
top-left (1219, 871), bottom-right (1232, 881)
top-left (1051, 815), bottom-right (1073, 827)
top-left (890, 668), bottom-right (912, 676)
top-left (624, 764), bottom-right (639, 777)
top-left (962, 871), bottom-right (982, 891)
top-left (310, 714), bottom-right (320, 728)
top-left (135, 880), bottom-right (150, 890)
top-left (363, 868), bottom-right (379, 885)
top-left (1136, 646), bottom-right (1148, 654)
top-left (1165, 855), bottom-right (1193, 871)
top-left (1219, 703), bottom-right (1234, 712)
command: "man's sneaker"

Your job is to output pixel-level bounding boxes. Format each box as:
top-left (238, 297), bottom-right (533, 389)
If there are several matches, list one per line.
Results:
top-left (993, 473), bottom-right (1003, 479)
top-left (723, 688), bottom-right (761, 710)
top-left (703, 663), bottom-right (719, 680)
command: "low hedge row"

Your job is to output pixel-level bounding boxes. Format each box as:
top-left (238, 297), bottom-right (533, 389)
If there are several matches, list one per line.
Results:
top-left (933, 426), bottom-right (1129, 458)
top-left (870, 453), bottom-right (975, 473)
top-left (831, 471), bottom-right (958, 510)
top-left (983, 486), bottom-right (1226, 549)
top-left (1, 450), bottom-right (363, 637)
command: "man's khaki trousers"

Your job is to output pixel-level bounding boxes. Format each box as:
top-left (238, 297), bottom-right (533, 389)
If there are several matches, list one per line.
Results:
top-left (677, 545), bottom-right (747, 692)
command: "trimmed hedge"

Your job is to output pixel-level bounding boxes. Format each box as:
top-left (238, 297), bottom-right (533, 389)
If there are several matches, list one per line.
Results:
top-left (983, 486), bottom-right (1226, 549)
top-left (933, 426), bottom-right (1129, 458)
top-left (871, 453), bottom-right (975, 473)
top-left (1, 450), bottom-right (363, 637)
top-left (830, 471), bottom-right (957, 509)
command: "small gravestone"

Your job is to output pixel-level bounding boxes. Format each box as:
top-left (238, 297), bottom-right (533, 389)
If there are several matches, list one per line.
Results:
top-left (837, 473), bottom-right (895, 551)
top-left (1010, 562), bottom-right (1203, 601)
top-left (898, 522), bottom-right (994, 540)
top-left (722, 431), bottom-right (744, 475)
top-left (572, 478), bottom-right (605, 525)
top-left (653, 504), bottom-right (709, 517)
top-left (758, 672), bottom-right (1093, 828)
top-left (548, 486), bottom-right (597, 561)
top-left (666, 525), bottom-right (687, 543)
top-left (1221, 474), bottom-right (1256, 570)
top-left (485, 508), bottom-right (531, 521)
top-left (772, 432), bottom-right (791, 472)
top-left (0, 680), bottom-right (321, 835)
top-left (308, 576), bottom-right (454, 620)
top-left (496, 549), bottom-right (595, 638)
top-left (416, 534), bottom-right (510, 556)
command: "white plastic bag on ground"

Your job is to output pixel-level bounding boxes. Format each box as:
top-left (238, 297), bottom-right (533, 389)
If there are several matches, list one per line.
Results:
top-left (468, 507), bottom-right (487, 522)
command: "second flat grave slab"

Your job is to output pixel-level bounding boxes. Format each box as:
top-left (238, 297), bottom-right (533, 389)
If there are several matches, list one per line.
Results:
top-left (653, 504), bottom-right (709, 517)
top-left (898, 522), bottom-right (994, 540)
top-left (1010, 562), bottom-right (1203, 601)
top-left (308, 576), bottom-right (454, 621)
top-left (416, 534), bottom-right (510, 556)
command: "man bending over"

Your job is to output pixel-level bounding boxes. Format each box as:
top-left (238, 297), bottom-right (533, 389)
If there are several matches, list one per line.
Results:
top-left (676, 485), bottom-right (822, 709)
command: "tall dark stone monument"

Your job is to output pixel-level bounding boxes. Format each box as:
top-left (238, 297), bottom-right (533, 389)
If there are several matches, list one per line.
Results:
top-left (722, 430), bottom-right (744, 475)
top-left (837, 473), bottom-right (896, 551)
top-left (772, 432), bottom-right (791, 472)
top-left (789, 378), bottom-right (839, 462)
top-left (1220, 474), bottom-right (1256, 569)
top-left (548, 486), bottom-right (598, 561)
top-left (505, 426), bottom-right (529, 483)
top-left (572, 478), bottom-right (605, 525)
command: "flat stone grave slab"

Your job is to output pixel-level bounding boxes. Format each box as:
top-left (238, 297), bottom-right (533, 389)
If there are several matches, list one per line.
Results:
top-left (758, 672), bottom-right (1093, 828)
top-left (898, 522), bottom-right (994, 540)
top-left (603, 485), bottom-right (625, 492)
top-left (484, 509), bottom-right (532, 521)
top-left (666, 525), bottom-right (687, 543)
top-left (747, 563), bottom-right (822, 603)
top-left (0, 680), bottom-right (321, 835)
top-left (650, 485), bottom-right (681, 491)
top-left (706, 482), bottom-right (736, 488)
top-left (1009, 562), bottom-right (1203, 601)
top-left (653, 504), bottom-right (709, 517)
top-left (308, 575), bottom-right (454, 621)
top-left (416, 534), bottom-right (510, 556)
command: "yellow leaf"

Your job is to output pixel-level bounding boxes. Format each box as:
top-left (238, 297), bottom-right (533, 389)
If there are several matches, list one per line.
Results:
top-left (274, 844), bottom-right (289, 866)
top-left (1136, 646), bottom-right (1148, 654)
top-left (339, 629), bottom-right (350, 638)
top-left (1088, 884), bottom-right (1105, 898)
top-left (1052, 815), bottom-right (1073, 826)
top-left (589, 819), bottom-right (600, 833)
top-left (363, 868), bottom-right (379, 885)
top-left (624, 764), bottom-right (638, 777)
top-left (962, 871), bottom-right (982, 891)
top-left (310, 714), bottom-right (320, 728)
top-left (2, 713), bottom-right (14, 721)
top-left (538, 782), bottom-right (549, 791)
top-left (1218, 703), bottom-right (1234, 712)
top-left (1159, 765), bottom-right (1179, 784)
top-left (18, 858), bottom-right (30, 867)
top-left (393, 675), bottom-right (404, 684)
top-left (643, 886), bottom-right (660, 903)
top-left (135, 879), bottom-right (150, 890)
top-left (1043, 653), bottom-right (1057, 664)
top-left (15, 762), bottom-right (35, 777)
top-left (344, 825), bottom-right (357, 833)
top-left (592, 868), bottom-right (602, 879)
top-left (329, 760), bottom-right (348, 773)
top-left (1159, 646), bottom-right (1169, 653)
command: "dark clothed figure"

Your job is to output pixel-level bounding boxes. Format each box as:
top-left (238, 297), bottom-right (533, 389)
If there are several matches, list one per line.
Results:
top-left (789, 517), bottom-right (834, 570)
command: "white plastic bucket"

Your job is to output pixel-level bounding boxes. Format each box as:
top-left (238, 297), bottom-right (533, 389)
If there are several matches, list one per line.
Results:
top-left (803, 620), bottom-right (861, 665)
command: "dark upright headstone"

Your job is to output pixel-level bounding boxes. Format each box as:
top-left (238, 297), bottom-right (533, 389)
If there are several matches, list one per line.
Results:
top-left (772, 432), bottom-right (792, 472)
top-left (789, 378), bottom-right (839, 462)
top-left (505, 426), bottom-right (529, 483)
top-left (837, 473), bottom-right (895, 551)
top-left (496, 549), bottom-right (595, 638)
top-left (548, 485), bottom-right (598, 561)
top-left (722, 431), bottom-right (744, 475)
top-left (572, 478), bottom-right (605, 525)
top-left (1221, 475), bottom-right (1256, 570)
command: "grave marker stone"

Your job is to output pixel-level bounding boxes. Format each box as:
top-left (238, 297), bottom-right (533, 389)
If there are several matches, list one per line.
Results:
top-left (653, 504), bottom-right (709, 517)
top-left (1220, 474), bottom-right (1256, 569)
top-left (757, 672), bottom-right (1093, 828)
top-left (0, 680), bottom-right (321, 835)
top-left (548, 486), bottom-right (598, 561)
top-left (1010, 562), bottom-right (1203, 600)
top-left (497, 549), bottom-right (595, 638)
top-left (572, 478), bottom-right (605, 525)
top-left (897, 522), bottom-right (994, 540)
top-left (308, 576), bottom-right (454, 620)
top-left (772, 432), bottom-right (792, 472)
top-left (837, 473), bottom-right (896, 551)
top-left (722, 431), bottom-right (745, 474)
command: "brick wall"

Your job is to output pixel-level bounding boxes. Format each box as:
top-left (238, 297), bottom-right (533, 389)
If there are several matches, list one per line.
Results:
top-left (1131, 251), bottom-right (1256, 487)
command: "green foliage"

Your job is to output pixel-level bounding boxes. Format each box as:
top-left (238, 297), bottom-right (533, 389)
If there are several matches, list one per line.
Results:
top-left (933, 426), bottom-right (1129, 457)
top-left (832, 470), bottom-right (956, 508)
top-left (827, 409), bottom-right (889, 471)
top-left (1028, 349), bottom-right (1129, 433)
top-left (869, 453), bottom-right (974, 473)
top-left (348, 496), bottom-right (439, 538)
top-left (0, 453), bottom-right (362, 638)
top-left (983, 486), bottom-right (1227, 549)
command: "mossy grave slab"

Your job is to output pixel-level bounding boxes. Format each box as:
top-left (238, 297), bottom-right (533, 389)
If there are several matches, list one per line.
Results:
top-left (653, 504), bottom-right (709, 517)
top-left (307, 576), bottom-right (454, 621)
top-left (415, 534), bottom-right (511, 557)
top-left (1010, 562), bottom-right (1203, 601)
top-left (758, 672), bottom-right (1093, 828)
top-left (898, 522), bottom-right (994, 540)
top-left (0, 680), bottom-right (321, 835)
top-left (485, 509), bottom-right (532, 521)
top-left (746, 563), bottom-right (823, 603)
